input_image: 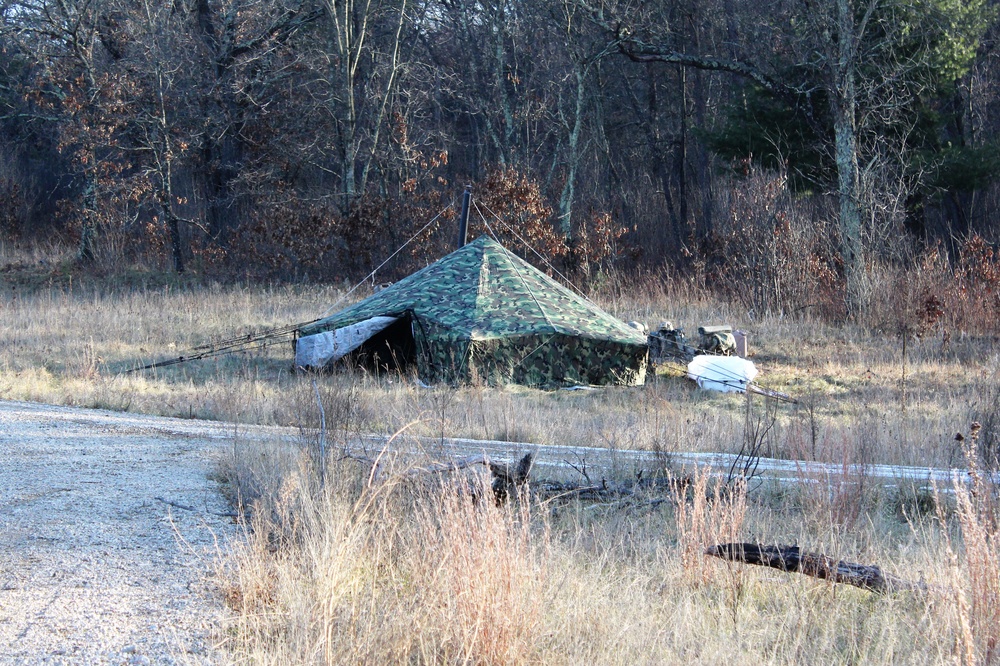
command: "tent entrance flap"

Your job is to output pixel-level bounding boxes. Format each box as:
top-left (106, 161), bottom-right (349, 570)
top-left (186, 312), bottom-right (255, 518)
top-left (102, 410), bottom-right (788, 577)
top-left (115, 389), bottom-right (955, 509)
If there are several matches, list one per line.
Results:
top-left (353, 316), bottom-right (417, 372)
top-left (295, 316), bottom-right (400, 369)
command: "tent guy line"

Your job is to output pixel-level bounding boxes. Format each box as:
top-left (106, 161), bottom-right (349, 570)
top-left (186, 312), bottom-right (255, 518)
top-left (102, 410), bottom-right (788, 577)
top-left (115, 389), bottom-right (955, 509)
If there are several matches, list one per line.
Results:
top-left (122, 202), bottom-right (456, 374)
top-left (476, 201), bottom-right (558, 332)
top-left (476, 199), bottom-right (590, 301)
top-left (318, 202), bottom-right (456, 319)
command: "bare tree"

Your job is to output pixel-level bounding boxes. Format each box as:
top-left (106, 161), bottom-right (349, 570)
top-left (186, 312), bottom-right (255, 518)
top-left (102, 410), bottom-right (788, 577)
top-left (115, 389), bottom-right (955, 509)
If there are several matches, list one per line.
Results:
top-left (304, 0), bottom-right (409, 213)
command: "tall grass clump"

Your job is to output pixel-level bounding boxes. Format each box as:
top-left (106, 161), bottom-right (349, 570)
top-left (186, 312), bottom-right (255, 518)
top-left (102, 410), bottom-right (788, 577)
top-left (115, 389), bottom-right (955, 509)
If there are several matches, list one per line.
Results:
top-left (951, 483), bottom-right (1000, 665)
top-left (218, 439), bottom-right (549, 664)
top-left (941, 423), bottom-right (1000, 666)
top-left (409, 480), bottom-right (546, 663)
top-left (674, 467), bottom-right (747, 586)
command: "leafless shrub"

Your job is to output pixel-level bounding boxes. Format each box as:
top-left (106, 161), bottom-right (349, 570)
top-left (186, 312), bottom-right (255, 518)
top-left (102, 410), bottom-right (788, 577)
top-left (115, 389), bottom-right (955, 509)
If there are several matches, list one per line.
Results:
top-left (866, 236), bottom-right (1000, 340)
top-left (727, 391), bottom-right (777, 487)
top-left (708, 163), bottom-right (842, 319)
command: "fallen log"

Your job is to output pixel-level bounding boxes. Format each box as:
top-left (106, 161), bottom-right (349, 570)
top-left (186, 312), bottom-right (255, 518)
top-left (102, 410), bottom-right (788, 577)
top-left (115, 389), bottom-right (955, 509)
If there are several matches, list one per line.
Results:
top-left (344, 449), bottom-right (536, 504)
top-left (536, 475), bottom-right (682, 501)
top-left (705, 543), bottom-right (928, 594)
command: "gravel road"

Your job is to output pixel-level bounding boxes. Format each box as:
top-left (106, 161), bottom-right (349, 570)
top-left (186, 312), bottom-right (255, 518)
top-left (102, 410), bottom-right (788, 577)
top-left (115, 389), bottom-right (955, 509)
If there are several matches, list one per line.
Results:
top-left (0, 400), bottom-right (274, 665)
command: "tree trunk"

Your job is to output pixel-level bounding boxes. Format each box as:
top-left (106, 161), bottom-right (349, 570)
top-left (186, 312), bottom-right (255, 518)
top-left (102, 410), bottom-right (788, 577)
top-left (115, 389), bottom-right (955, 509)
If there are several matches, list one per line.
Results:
top-left (164, 165), bottom-right (184, 274)
top-left (832, 0), bottom-right (864, 315)
top-left (678, 64), bottom-right (689, 241)
top-left (654, 89), bottom-right (682, 250)
top-left (558, 65), bottom-right (587, 238)
top-left (168, 212), bottom-right (185, 274)
top-left (203, 144), bottom-right (237, 243)
top-left (78, 168), bottom-right (98, 264)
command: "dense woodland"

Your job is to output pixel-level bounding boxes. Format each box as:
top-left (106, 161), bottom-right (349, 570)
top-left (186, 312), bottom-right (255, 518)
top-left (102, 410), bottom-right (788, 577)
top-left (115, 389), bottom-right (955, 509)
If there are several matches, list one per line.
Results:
top-left (1, 0), bottom-right (999, 319)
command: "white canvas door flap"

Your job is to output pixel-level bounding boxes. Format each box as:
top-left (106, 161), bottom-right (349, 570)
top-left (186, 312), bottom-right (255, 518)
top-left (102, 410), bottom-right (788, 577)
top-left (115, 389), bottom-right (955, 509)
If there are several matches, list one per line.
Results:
top-left (295, 316), bottom-right (400, 369)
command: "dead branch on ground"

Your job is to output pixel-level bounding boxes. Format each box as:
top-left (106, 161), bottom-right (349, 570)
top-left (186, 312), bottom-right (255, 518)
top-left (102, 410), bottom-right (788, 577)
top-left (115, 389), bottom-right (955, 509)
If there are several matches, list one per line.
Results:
top-left (339, 448), bottom-right (684, 506)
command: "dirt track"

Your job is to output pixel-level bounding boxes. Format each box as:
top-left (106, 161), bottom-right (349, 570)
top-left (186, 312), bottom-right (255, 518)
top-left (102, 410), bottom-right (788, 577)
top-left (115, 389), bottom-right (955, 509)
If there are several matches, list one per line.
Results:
top-left (0, 400), bottom-right (273, 665)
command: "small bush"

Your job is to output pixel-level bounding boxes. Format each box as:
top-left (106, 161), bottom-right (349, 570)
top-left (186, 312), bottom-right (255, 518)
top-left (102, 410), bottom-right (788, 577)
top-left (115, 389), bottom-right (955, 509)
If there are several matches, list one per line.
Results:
top-left (705, 164), bottom-right (842, 319)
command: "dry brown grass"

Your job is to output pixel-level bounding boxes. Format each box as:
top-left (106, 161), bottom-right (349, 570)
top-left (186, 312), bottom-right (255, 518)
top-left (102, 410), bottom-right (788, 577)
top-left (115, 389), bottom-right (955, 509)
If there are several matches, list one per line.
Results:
top-left (675, 468), bottom-right (748, 587)
top-left (215, 433), bottom-right (986, 665)
top-left (1, 275), bottom-right (992, 470)
top-left (218, 445), bottom-right (550, 664)
top-left (951, 483), bottom-right (1000, 665)
top-left (937, 431), bottom-right (1000, 666)
top-left (4, 250), bottom-right (1000, 664)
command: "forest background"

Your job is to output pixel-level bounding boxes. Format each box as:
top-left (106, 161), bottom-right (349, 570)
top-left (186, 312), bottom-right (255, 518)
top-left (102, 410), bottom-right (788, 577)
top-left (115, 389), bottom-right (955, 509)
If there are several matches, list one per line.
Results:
top-left (1, 0), bottom-right (1000, 322)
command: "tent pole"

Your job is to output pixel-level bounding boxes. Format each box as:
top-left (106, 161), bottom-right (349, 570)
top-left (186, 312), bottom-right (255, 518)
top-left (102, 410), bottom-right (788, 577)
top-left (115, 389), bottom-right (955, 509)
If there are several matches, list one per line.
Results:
top-left (457, 186), bottom-right (472, 248)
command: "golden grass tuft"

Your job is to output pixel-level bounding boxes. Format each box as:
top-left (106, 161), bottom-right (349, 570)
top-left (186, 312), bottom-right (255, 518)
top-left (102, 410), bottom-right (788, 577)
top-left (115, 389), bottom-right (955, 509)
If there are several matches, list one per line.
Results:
top-left (941, 433), bottom-right (1000, 666)
top-left (952, 483), bottom-right (1000, 665)
top-left (217, 441), bottom-right (551, 664)
top-left (408, 479), bottom-right (546, 664)
top-left (675, 468), bottom-right (747, 587)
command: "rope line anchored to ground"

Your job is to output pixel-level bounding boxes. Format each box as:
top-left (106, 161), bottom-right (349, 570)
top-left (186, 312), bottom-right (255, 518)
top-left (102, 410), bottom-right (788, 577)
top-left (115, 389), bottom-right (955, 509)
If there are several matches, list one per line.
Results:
top-left (121, 202), bottom-right (457, 375)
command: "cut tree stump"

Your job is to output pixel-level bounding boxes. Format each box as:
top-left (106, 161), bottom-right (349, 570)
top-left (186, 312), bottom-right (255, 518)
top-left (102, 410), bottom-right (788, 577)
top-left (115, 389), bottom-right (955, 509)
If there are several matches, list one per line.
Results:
top-left (705, 543), bottom-right (929, 594)
top-left (490, 452), bottom-right (534, 504)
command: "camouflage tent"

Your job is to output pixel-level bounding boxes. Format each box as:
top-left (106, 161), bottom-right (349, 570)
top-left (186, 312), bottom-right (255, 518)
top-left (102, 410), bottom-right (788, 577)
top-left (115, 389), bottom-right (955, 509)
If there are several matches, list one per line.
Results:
top-left (295, 236), bottom-right (648, 387)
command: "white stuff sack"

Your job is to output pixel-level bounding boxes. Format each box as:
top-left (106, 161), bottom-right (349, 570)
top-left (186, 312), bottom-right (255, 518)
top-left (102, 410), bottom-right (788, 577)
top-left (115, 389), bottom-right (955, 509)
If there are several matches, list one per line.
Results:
top-left (686, 355), bottom-right (758, 393)
top-left (295, 316), bottom-right (399, 369)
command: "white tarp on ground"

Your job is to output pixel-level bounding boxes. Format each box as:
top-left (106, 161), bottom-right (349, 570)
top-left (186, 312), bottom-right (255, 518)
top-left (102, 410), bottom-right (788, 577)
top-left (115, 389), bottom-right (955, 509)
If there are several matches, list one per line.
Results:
top-left (294, 316), bottom-right (400, 369)
top-left (687, 355), bottom-right (758, 393)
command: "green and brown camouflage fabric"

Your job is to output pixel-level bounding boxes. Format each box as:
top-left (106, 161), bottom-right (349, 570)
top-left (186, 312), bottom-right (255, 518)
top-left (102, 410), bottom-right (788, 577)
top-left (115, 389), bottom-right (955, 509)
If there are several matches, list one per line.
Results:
top-left (299, 236), bottom-right (647, 387)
